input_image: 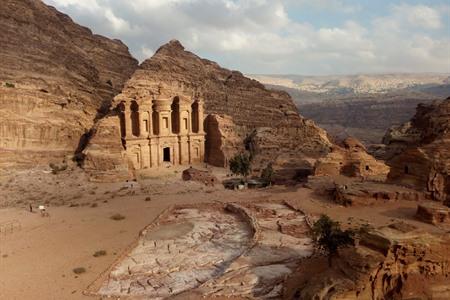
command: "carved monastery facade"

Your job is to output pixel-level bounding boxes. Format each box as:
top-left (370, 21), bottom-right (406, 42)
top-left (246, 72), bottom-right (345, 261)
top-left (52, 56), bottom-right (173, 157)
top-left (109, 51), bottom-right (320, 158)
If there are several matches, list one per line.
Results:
top-left (118, 94), bottom-right (205, 169)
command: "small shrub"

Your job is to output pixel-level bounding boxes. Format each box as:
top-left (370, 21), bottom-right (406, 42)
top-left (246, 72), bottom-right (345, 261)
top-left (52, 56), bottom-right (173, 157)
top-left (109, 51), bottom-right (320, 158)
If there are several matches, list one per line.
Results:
top-left (90, 203), bottom-right (98, 208)
top-left (145, 197), bottom-right (151, 201)
top-left (5, 82), bottom-right (15, 88)
top-left (72, 267), bottom-right (86, 274)
top-left (110, 213), bottom-right (125, 221)
top-left (49, 162), bottom-right (67, 175)
top-left (312, 215), bottom-right (355, 267)
top-left (229, 153), bottom-right (252, 179)
top-left (93, 250), bottom-right (107, 257)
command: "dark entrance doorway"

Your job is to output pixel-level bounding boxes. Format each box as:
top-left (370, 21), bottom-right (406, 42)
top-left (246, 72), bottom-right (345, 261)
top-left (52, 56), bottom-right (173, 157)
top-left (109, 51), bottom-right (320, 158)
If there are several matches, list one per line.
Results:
top-left (163, 147), bottom-right (171, 162)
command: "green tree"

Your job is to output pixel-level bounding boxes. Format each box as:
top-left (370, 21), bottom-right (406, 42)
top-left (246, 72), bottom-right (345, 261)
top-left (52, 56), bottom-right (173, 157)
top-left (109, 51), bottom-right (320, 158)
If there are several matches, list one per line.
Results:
top-left (229, 153), bottom-right (252, 180)
top-left (312, 215), bottom-right (355, 267)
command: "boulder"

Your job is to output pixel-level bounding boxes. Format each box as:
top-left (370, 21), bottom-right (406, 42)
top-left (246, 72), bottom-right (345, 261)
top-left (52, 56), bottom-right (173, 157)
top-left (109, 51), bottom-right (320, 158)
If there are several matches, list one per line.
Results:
top-left (416, 202), bottom-right (450, 225)
top-left (182, 167), bottom-right (218, 186)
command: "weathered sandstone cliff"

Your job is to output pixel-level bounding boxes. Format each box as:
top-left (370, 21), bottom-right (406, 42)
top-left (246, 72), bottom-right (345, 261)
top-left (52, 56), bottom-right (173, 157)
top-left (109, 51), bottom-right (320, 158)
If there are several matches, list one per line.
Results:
top-left (295, 224), bottom-right (450, 300)
top-left (0, 0), bottom-right (138, 168)
top-left (314, 137), bottom-right (389, 178)
top-left (84, 40), bottom-right (332, 180)
top-left (384, 98), bottom-right (450, 205)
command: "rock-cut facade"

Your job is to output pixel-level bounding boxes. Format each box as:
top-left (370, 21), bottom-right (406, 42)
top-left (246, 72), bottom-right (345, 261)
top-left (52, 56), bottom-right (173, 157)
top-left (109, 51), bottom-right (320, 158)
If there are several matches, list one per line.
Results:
top-left (116, 92), bottom-right (205, 169)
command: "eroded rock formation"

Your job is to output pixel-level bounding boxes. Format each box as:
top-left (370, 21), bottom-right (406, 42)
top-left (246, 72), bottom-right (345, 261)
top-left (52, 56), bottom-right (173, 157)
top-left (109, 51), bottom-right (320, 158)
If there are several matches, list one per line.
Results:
top-left (385, 99), bottom-right (450, 205)
top-left (314, 137), bottom-right (390, 178)
top-left (416, 202), bottom-right (450, 226)
top-left (0, 0), bottom-right (138, 168)
top-left (182, 167), bottom-right (218, 186)
top-left (295, 223), bottom-right (450, 300)
top-left (88, 201), bottom-right (313, 299)
top-left (84, 40), bottom-right (331, 180)
top-left (82, 115), bottom-right (131, 182)
top-left (204, 114), bottom-right (246, 167)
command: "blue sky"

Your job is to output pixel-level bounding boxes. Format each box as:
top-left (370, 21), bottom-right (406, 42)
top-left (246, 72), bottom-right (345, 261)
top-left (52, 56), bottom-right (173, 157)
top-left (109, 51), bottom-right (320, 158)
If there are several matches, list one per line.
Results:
top-left (44, 0), bottom-right (450, 75)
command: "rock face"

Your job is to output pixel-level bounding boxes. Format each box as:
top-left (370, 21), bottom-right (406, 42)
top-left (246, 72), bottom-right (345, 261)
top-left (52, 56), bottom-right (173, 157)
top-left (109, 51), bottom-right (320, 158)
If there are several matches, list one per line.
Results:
top-left (127, 40), bottom-right (331, 167)
top-left (0, 0), bottom-right (138, 168)
top-left (296, 224), bottom-right (450, 300)
top-left (385, 99), bottom-right (450, 205)
top-left (204, 114), bottom-right (246, 167)
top-left (82, 115), bottom-right (130, 182)
top-left (84, 40), bottom-right (331, 180)
top-left (299, 97), bottom-right (440, 145)
top-left (314, 137), bottom-right (390, 178)
top-left (416, 202), bottom-right (450, 226)
top-left (331, 181), bottom-right (425, 207)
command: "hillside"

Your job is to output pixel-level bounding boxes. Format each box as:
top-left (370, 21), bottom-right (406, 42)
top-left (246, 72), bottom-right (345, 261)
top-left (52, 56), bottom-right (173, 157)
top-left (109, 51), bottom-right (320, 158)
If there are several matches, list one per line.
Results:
top-left (0, 0), bottom-right (138, 168)
top-left (249, 73), bottom-right (449, 144)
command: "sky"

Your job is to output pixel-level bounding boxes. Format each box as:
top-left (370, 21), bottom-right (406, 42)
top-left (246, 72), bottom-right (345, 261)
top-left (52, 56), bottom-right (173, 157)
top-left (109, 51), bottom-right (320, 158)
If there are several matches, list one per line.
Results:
top-left (43, 0), bottom-right (450, 75)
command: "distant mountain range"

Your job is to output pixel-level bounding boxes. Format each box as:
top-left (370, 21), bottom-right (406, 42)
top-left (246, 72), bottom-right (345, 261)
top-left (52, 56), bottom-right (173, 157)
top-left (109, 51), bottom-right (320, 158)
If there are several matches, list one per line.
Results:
top-left (248, 73), bottom-right (450, 101)
top-left (248, 73), bottom-right (450, 145)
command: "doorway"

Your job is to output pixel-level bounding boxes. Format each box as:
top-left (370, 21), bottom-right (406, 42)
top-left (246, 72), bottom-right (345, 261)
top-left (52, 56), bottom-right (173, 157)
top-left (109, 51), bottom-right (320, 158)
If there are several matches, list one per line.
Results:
top-left (163, 147), bottom-right (171, 162)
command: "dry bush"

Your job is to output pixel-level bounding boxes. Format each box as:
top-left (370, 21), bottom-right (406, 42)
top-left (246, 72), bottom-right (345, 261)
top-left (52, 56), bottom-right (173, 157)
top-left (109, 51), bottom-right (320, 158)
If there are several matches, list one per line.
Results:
top-left (72, 267), bottom-right (86, 274)
top-left (93, 250), bottom-right (107, 257)
top-left (110, 214), bottom-right (125, 221)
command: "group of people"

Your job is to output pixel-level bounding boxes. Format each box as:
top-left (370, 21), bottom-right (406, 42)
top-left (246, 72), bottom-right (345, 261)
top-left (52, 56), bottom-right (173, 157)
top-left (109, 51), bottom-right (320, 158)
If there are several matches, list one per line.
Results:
top-left (29, 204), bottom-right (49, 217)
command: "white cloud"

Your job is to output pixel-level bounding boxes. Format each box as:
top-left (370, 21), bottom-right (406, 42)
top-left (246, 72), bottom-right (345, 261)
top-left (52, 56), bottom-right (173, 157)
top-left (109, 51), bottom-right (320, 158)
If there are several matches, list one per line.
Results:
top-left (43, 0), bottom-right (450, 75)
top-left (394, 4), bottom-right (442, 29)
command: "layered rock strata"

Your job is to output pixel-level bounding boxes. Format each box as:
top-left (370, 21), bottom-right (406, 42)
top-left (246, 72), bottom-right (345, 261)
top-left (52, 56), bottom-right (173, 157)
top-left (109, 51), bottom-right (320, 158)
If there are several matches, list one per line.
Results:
top-left (314, 137), bottom-right (390, 178)
top-left (295, 223), bottom-right (450, 299)
top-left (0, 0), bottom-right (138, 168)
top-left (84, 40), bottom-right (331, 180)
top-left (416, 202), bottom-right (450, 226)
top-left (385, 99), bottom-right (450, 205)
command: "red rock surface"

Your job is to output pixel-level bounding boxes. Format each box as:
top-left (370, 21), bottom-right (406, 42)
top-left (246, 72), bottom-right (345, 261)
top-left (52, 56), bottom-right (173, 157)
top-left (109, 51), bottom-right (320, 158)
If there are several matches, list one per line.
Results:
top-left (0, 0), bottom-right (138, 168)
top-left (385, 99), bottom-right (450, 205)
top-left (416, 202), bottom-right (450, 226)
top-left (295, 224), bottom-right (450, 299)
top-left (84, 40), bottom-right (331, 179)
top-left (314, 137), bottom-right (390, 178)
top-left (181, 167), bottom-right (218, 186)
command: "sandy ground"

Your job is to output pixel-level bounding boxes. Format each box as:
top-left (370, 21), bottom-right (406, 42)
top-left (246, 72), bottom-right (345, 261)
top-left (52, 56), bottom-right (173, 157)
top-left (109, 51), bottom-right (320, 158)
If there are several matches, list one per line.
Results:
top-left (0, 166), bottom-right (444, 300)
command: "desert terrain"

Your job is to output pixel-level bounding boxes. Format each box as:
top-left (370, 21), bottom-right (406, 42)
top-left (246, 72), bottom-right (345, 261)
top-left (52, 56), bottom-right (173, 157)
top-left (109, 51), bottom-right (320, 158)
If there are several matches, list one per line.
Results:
top-left (1, 164), bottom-right (446, 300)
top-left (1, 1), bottom-right (449, 299)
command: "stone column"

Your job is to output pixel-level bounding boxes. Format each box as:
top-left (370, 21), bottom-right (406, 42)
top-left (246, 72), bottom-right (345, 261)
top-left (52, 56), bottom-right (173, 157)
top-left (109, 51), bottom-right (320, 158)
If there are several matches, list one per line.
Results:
top-left (124, 104), bottom-right (132, 138)
top-left (138, 109), bottom-right (145, 137)
top-left (141, 143), bottom-right (150, 168)
top-left (148, 108), bottom-right (153, 136)
top-left (197, 99), bottom-right (205, 133)
top-left (187, 110), bottom-right (192, 133)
